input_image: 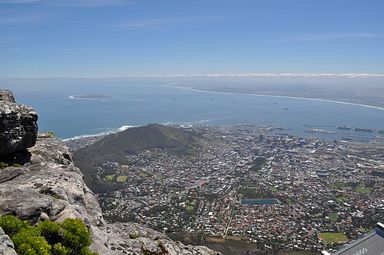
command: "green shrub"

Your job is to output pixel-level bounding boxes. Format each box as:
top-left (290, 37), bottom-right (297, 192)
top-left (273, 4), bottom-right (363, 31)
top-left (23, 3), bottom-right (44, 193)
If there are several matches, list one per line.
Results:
top-left (38, 221), bottom-right (63, 244)
top-left (52, 243), bottom-right (69, 255)
top-left (0, 162), bottom-right (9, 169)
top-left (46, 131), bottom-right (56, 137)
top-left (0, 215), bottom-right (29, 237)
top-left (12, 227), bottom-right (51, 255)
top-left (61, 218), bottom-right (91, 253)
top-left (80, 247), bottom-right (98, 255)
top-left (129, 232), bottom-right (140, 239)
top-left (0, 215), bottom-right (97, 255)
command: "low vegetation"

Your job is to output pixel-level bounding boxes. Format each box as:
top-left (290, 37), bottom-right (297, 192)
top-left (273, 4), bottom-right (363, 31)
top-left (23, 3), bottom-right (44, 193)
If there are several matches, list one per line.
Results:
top-left (46, 131), bottom-right (56, 138)
top-left (327, 213), bottom-right (339, 222)
top-left (0, 215), bottom-right (97, 255)
top-left (116, 175), bottom-right (128, 183)
top-left (0, 161), bottom-right (9, 169)
top-left (318, 232), bottom-right (348, 244)
top-left (105, 174), bottom-right (115, 182)
top-left (249, 157), bottom-right (266, 171)
top-left (355, 186), bottom-right (372, 194)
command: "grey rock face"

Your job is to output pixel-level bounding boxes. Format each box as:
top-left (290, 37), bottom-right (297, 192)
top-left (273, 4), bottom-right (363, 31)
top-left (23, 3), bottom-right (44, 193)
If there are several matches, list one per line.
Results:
top-left (0, 90), bottom-right (15, 103)
top-left (0, 227), bottom-right (17, 255)
top-left (0, 89), bottom-right (38, 156)
top-left (0, 136), bottom-right (219, 255)
top-left (0, 136), bottom-right (104, 226)
top-left (91, 223), bottom-right (221, 255)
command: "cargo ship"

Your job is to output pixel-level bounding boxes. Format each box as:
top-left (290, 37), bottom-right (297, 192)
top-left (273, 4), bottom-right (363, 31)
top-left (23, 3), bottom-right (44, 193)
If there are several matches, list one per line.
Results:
top-left (355, 127), bottom-right (374, 132)
top-left (337, 125), bottom-right (352, 130)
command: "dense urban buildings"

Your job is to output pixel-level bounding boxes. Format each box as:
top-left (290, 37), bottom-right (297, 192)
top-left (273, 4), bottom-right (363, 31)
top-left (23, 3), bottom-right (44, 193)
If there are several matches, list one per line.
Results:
top-left (71, 125), bottom-right (384, 254)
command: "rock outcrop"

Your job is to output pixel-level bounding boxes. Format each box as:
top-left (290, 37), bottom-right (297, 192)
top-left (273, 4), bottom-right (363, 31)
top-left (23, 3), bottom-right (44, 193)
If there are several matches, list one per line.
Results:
top-left (0, 227), bottom-right (17, 255)
top-left (0, 90), bottom-right (219, 255)
top-left (0, 90), bottom-right (38, 156)
top-left (0, 90), bottom-right (16, 103)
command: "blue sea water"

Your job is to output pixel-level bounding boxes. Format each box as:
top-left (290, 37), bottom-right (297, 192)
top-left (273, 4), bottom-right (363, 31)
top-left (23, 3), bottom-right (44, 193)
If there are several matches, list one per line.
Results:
top-left (2, 78), bottom-right (384, 141)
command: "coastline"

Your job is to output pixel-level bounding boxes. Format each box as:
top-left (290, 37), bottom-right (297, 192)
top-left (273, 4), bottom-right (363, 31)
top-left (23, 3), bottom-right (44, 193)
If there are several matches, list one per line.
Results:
top-left (170, 85), bottom-right (384, 112)
top-left (68, 95), bottom-right (111, 100)
top-left (61, 84), bottom-right (384, 142)
top-left (62, 125), bottom-right (134, 141)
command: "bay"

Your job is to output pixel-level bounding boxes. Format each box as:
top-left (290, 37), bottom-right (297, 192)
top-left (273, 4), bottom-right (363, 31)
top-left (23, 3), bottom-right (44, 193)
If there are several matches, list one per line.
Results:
top-left (2, 78), bottom-right (384, 141)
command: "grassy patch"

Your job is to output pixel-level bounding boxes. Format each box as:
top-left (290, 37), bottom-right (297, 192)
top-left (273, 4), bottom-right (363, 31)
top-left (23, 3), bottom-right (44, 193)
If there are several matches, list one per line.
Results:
top-left (335, 195), bottom-right (349, 203)
top-left (249, 157), bottom-right (266, 171)
top-left (205, 236), bottom-right (225, 244)
top-left (46, 131), bottom-right (56, 137)
top-left (328, 213), bottom-right (339, 222)
top-left (116, 175), bottom-right (128, 183)
top-left (185, 199), bottom-right (196, 214)
top-left (225, 235), bottom-right (243, 241)
top-left (318, 232), bottom-right (348, 244)
top-left (138, 172), bottom-right (151, 178)
top-left (129, 232), bottom-right (140, 239)
top-left (186, 205), bottom-right (194, 214)
top-left (105, 174), bottom-right (115, 182)
top-left (328, 182), bottom-right (348, 190)
top-left (286, 198), bottom-right (295, 205)
top-left (0, 162), bottom-right (9, 169)
top-left (270, 186), bottom-right (278, 193)
top-left (355, 186), bottom-right (372, 194)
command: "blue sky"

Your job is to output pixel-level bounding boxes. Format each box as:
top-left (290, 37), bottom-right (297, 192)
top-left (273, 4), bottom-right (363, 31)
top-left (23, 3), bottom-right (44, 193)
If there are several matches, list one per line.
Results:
top-left (0, 0), bottom-right (383, 77)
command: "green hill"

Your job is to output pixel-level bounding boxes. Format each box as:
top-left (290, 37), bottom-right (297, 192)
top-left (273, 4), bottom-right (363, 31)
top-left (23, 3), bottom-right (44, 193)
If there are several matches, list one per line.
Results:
top-left (73, 124), bottom-right (200, 193)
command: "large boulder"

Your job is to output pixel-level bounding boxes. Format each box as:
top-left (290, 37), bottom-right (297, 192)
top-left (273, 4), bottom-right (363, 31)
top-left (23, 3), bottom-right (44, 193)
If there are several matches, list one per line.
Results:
top-left (0, 228), bottom-right (17, 255)
top-left (0, 89), bottom-right (38, 156)
top-left (0, 90), bottom-right (15, 103)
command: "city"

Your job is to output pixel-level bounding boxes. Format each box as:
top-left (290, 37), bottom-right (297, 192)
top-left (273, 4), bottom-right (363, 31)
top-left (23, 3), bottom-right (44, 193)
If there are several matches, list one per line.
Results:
top-left (79, 125), bottom-right (384, 254)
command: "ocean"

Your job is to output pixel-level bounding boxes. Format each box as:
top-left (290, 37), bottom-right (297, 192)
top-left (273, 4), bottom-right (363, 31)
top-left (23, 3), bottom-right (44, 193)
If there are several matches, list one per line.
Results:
top-left (2, 78), bottom-right (384, 141)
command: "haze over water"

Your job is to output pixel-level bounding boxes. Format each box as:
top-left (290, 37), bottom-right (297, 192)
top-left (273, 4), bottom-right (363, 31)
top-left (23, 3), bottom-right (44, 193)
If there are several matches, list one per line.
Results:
top-left (4, 78), bottom-right (384, 141)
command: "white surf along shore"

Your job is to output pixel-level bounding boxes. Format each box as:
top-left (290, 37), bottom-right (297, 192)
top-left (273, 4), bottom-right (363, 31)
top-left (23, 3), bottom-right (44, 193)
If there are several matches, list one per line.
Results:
top-left (62, 125), bottom-right (134, 142)
top-left (63, 85), bottom-right (384, 142)
top-left (170, 85), bottom-right (384, 112)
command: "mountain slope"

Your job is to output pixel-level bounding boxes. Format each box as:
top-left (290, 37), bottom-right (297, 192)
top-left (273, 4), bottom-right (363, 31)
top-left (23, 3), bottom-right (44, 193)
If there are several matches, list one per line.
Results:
top-left (73, 124), bottom-right (201, 193)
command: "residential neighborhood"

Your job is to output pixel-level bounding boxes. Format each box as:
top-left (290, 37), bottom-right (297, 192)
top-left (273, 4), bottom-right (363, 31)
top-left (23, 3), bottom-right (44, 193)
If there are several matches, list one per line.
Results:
top-left (91, 125), bottom-right (384, 254)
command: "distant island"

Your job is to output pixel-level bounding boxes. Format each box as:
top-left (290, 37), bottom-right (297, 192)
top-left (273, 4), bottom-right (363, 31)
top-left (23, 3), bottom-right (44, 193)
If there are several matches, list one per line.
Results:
top-left (69, 94), bottom-right (111, 99)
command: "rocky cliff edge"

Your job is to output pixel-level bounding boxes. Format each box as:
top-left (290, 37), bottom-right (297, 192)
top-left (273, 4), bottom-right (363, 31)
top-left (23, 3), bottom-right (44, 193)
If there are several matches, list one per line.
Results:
top-left (0, 89), bottom-right (38, 156)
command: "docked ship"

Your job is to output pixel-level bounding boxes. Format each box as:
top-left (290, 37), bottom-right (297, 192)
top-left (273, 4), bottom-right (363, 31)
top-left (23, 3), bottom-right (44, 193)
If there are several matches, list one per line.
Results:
top-left (355, 127), bottom-right (374, 132)
top-left (337, 125), bottom-right (352, 130)
top-left (305, 128), bottom-right (335, 134)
